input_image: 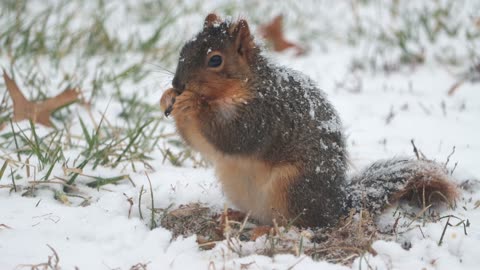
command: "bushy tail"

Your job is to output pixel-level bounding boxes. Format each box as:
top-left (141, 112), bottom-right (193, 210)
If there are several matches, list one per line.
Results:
top-left (343, 158), bottom-right (458, 214)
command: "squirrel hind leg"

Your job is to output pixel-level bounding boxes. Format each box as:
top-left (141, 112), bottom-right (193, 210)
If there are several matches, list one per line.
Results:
top-left (392, 161), bottom-right (458, 208)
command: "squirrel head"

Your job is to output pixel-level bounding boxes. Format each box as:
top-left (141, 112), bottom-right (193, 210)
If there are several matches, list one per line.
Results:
top-left (171, 14), bottom-right (259, 99)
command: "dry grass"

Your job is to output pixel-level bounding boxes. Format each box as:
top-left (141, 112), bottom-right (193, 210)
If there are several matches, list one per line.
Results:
top-left (17, 245), bottom-right (65, 270)
top-left (305, 210), bottom-right (377, 264)
top-left (160, 203), bottom-right (378, 265)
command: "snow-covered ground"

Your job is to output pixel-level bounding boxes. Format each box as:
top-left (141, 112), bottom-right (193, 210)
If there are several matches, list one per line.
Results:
top-left (1, 1), bottom-right (479, 269)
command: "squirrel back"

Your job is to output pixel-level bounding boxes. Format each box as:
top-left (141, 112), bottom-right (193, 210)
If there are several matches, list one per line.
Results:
top-left (160, 14), bottom-right (457, 227)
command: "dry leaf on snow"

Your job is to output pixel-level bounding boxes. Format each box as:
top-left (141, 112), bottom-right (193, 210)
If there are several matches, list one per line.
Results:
top-left (259, 15), bottom-right (305, 56)
top-left (3, 69), bottom-right (79, 127)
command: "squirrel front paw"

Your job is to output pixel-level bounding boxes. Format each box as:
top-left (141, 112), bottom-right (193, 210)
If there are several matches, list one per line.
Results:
top-left (160, 88), bottom-right (178, 116)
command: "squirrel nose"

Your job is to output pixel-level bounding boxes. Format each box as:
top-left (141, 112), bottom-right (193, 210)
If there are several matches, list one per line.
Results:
top-left (172, 76), bottom-right (185, 94)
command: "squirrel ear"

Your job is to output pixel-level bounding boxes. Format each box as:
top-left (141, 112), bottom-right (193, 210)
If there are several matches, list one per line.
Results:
top-left (204, 13), bottom-right (220, 28)
top-left (231, 19), bottom-right (254, 58)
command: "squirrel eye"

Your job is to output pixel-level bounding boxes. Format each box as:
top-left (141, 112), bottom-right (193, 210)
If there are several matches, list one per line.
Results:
top-left (207, 55), bottom-right (222, 68)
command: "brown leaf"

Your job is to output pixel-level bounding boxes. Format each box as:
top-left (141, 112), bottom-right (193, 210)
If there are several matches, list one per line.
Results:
top-left (3, 69), bottom-right (79, 127)
top-left (259, 15), bottom-right (305, 55)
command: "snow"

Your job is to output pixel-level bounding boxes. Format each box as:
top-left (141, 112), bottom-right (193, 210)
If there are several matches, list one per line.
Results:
top-left (1, 1), bottom-right (480, 269)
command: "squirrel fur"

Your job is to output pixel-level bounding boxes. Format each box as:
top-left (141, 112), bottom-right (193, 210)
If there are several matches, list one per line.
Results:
top-left (160, 14), bottom-right (458, 228)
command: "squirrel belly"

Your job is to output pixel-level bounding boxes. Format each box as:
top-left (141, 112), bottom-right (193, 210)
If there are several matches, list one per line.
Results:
top-left (160, 14), bottom-right (458, 228)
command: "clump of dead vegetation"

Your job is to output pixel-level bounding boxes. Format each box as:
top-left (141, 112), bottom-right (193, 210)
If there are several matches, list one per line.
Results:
top-left (159, 203), bottom-right (378, 265)
top-left (17, 245), bottom-right (64, 270)
top-left (160, 203), bottom-right (222, 241)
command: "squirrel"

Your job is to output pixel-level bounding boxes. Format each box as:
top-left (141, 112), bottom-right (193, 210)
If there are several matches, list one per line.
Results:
top-left (160, 14), bottom-right (458, 228)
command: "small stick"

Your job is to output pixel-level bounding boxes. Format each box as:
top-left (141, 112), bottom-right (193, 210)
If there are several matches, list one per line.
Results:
top-left (287, 256), bottom-right (307, 270)
top-left (0, 224), bottom-right (12, 229)
top-left (417, 225), bottom-right (425, 239)
top-left (127, 175), bottom-right (136, 187)
top-left (10, 168), bottom-right (17, 192)
top-left (123, 193), bottom-right (134, 219)
top-left (392, 216), bottom-right (401, 234)
top-left (26, 158), bottom-right (30, 178)
top-left (444, 146), bottom-right (456, 167)
top-left (46, 244), bottom-right (60, 268)
top-left (422, 183), bottom-right (426, 227)
top-left (138, 185), bottom-right (145, 220)
top-left (406, 204), bottom-right (432, 228)
top-left (411, 139), bottom-right (420, 160)
top-left (447, 80), bottom-right (465, 96)
top-left (438, 217), bottom-right (451, 246)
top-left (450, 162), bottom-right (458, 175)
top-left (238, 211), bottom-right (251, 233)
top-left (146, 173), bottom-right (156, 229)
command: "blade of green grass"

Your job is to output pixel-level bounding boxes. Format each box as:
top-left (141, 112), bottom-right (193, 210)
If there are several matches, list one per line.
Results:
top-left (86, 174), bottom-right (129, 189)
top-left (112, 119), bottom-right (153, 168)
top-left (0, 160), bottom-right (8, 181)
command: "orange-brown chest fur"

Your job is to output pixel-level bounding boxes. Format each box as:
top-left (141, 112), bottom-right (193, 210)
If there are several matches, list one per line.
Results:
top-left (170, 78), bottom-right (251, 160)
top-left (169, 81), bottom-right (300, 224)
